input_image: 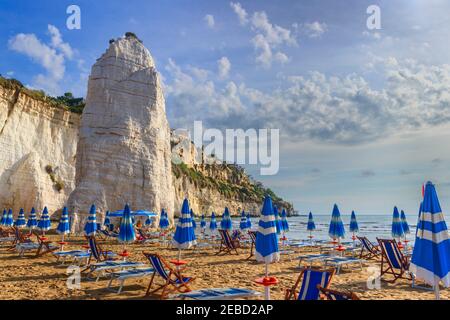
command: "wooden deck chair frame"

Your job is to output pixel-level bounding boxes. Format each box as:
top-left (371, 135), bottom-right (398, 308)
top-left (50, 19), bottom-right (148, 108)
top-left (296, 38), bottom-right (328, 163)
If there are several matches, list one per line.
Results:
top-left (143, 252), bottom-right (195, 299)
top-left (8, 227), bottom-right (32, 251)
top-left (318, 286), bottom-right (360, 300)
top-left (32, 231), bottom-right (59, 257)
top-left (357, 236), bottom-right (380, 260)
top-left (247, 231), bottom-right (257, 260)
top-left (216, 229), bottom-right (240, 255)
top-left (285, 267), bottom-right (336, 300)
top-left (376, 238), bottom-right (412, 283)
top-left (81, 236), bottom-right (116, 276)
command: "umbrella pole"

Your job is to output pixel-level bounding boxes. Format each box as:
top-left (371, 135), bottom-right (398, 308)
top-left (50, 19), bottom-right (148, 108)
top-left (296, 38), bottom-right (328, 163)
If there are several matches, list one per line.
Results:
top-left (434, 281), bottom-right (440, 300)
top-left (264, 263), bottom-right (270, 300)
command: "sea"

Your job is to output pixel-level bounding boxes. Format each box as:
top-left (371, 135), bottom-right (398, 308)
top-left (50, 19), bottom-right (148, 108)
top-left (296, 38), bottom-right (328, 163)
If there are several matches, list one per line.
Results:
top-left (219, 214), bottom-right (419, 243)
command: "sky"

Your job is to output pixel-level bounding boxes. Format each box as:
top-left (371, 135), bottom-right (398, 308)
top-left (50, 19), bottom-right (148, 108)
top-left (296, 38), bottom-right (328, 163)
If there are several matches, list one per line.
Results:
top-left (2, 0), bottom-right (450, 215)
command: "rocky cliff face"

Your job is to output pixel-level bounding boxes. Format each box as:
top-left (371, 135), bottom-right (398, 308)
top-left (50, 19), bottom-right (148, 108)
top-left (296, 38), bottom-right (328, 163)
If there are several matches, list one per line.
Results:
top-left (67, 35), bottom-right (175, 230)
top-left (0, 81), bottom-right (80, 215)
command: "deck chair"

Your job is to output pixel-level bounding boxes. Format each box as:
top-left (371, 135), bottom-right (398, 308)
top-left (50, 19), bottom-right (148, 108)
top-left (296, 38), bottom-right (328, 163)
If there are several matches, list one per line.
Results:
top-left (377, 238), bottom-right (412, 283)
top-left (247, 231), bottom-right (257, 259)
top-left (9, 227), bottom-right (31, 250)
top-left (318, 286), bottom-right (360, 300)
top-left (216, 229), bottom-right (240, 255)
top-left (357, 236), bottom-right (380, 260)
top-left (33, 231), bottom-right (59, 257)
top-left (98, 229), bottom-right (119, 241)
top-left (136, 229), bottom-right (159, 244)
top-left (143, 252), bottom-right (195, 299)
top-left (285, 268), bottom-right (335, 300)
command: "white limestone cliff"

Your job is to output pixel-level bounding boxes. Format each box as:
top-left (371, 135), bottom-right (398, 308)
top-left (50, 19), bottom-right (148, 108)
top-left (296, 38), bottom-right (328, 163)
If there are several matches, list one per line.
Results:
top-left (67, 35), bottom-right (175, 230)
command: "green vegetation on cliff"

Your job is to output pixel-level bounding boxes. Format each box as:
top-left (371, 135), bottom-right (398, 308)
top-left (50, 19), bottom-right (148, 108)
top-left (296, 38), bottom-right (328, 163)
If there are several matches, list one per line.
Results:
top-left (0, 76), bottom-right (85, 114)
top-left (172, 162), bottom-right (293, 213)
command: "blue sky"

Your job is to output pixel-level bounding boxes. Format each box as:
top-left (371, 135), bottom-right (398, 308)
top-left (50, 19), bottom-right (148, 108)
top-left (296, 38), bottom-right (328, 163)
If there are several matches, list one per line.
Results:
top-left (2, 0), bottom-right (450, 215)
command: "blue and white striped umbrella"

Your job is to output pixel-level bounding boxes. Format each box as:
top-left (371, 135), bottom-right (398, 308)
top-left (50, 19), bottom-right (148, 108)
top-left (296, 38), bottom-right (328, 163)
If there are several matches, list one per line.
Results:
top-left (84, 204), bottom-right (97, 236)
top-left (5, 209), bottom-right (14, 227)
top-left (159, 209), bottom-right (170, 230)
top-left (103, 210), bottom-right (111, 227)
top-left (400, 210), bottom-right (410, 235)
top-left (56, 207), bottom-right (70, 236)
top-left (37, 207), bottom-right (51, 232)
top-left (391, 206), bottom-right (404, 239)
top-left (273, 206), bottom-right (282, 235)
top-left (411, 181), bottom-right (450, 298)
top-left (307, 212), bottom-right (316, 231)
top-left (349, 210), bottom-right (359, 233)
top-left (27, 207), bottom-right (37, 230)
top-left (172, 198), bottom-right (196, 249)
top-left (246, 213), bottom-right (252, 229)
top-left (0, 209), bottom-right (6, 226)
top-left (239, 210), bottom-right (248, 231)
top-left (281, 209), bottom-right (289, 232)
top-left (329, 204), bottom-right (345, 240)
top-left (15, 208), bottom-right (27, 228)
top-left (190, 209), bottom-right (197, 229)
top-left (255, 195), bottom-right (279, 264)
top-left (200, 214), bottom-right (206, 229)
top-left (118, 204), bottom-right (136, 243)
top-left (209, 212), bottom-right (217, 232)
top-left (220, 207), bottom-right (232, 231)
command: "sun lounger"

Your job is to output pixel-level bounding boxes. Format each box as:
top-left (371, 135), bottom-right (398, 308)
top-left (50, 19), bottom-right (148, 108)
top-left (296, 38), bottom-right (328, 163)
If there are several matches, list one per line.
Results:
top-left (16, 242), bottom-right (41, 257)
top-left (324, 256), bottom-right (364, 274)
top-left (173, 287), bottom-right (262, 300)
top-left (297, 253), bottom-right (330, 267)
top-left (53, 250), bottom-right (91, 265)
top-left (107, 267), bottom-right (155, 294)
top-left (143, 252), bottom-right (195, 299)
top-left (318, 286), bottom-right (360, 300)
top-left (33, 232), bottom-right (59, 257)
top-left (285, 267), bottom-right (336, 300)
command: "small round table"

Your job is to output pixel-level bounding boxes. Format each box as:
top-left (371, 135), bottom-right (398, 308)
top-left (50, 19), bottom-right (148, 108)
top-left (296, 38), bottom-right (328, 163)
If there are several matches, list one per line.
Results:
top-left (81, 244), bottom-right (90, 249)
top-left (255, 277), bottom-right (278, 300)
top-left (39, 236), bottom-right (48, 241)
top-left (118, 251), bottom-right (130, 261)
top-left (58, 241), bottom-right (68, 251)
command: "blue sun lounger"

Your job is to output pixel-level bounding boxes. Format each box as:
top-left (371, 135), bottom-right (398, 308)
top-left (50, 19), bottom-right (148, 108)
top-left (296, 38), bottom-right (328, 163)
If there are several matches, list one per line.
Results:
top-left (297, 253), bottom-right (330, 267)
top-left (324, 256), bottom-right (364, 274)
top-left (173, 287), bottom-right (262, 300)
top-left (53, 250), bottom-right (91, 265)
top-left (107, 267), bottom-right (155, 294)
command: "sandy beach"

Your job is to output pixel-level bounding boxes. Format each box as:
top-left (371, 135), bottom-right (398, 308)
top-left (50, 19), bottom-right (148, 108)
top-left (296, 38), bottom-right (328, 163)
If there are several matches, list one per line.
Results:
top-left (0, 231), bottom-right (447, 300)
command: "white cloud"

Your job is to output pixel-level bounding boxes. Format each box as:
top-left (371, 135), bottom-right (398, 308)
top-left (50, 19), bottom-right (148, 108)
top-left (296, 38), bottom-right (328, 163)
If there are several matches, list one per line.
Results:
top-left (302, 21), bottom-right (327, 38)
top-left (217, 56), bottom-right (231, 79)
top-left (47, 24), bottom-right (74, 59)
top-left (204, 14), bottom-right (215, 29)
top-left (230, 2), bottom-right (248, 26)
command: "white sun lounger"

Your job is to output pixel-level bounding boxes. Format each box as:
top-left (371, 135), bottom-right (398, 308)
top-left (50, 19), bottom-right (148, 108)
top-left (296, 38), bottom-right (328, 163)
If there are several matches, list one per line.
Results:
top-left (297, 253), bottom-right (330, 267)
top-left (173, 287), bottom-right (262, 300)
top-left (53, 250), bottom-right (91, 265)
top-left (324, 256), bottom-right (364, 274)
top-left (87, 260), bottom-right (146, 281)
top-left (16, 242), bottom-right (40, 257)
top-left (107, 267), bottom-right (155, 294)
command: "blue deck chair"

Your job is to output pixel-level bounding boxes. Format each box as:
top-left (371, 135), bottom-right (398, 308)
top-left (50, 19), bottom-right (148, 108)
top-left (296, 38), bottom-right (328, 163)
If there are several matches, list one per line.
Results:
top-left (216, 229), bottom-right (240, 255)
top-left (143, 252), bottom-right (195, 299)
top-left (246, 230), bottom-right (257, 260)
top-left (285, 268), bottom-right (336, 300)
top-left (377, 238), bottom-right (412, 283)
top-left (357, 236), bottom-right (380, 260)
top-left (318, 286), bottom-right (360, 300)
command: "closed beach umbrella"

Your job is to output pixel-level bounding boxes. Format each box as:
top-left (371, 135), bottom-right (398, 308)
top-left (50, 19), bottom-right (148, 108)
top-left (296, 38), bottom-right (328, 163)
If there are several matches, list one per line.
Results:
top-left (83, 204), bottom-right (97, 236)
top-left (56, 207), bottom-right (70, 242)
top-left (246, 213), bottom-right (252, 229)
top-left (307, 212), bottom-right (316, 242)
top-left (209, 212), bottom-right (217, 233)
top-left (410, 181), bottom-right (450, 299)
top-left (172, 198), bottom-right (196, 261)
top-left (190, 209), bottom-right (197, 229)
top-left (200, 214), bottom-right (206, 229)
top-left (391, 206), bottom-right (404, 240)
top-left (103, 210), bottom-right (111, 228)
top-left (220, 207), bottom-right (232, 231)
top-left (5, 209), bottom-right (14, 227)
top-left (15, 208), bottom-right (26, 228)
top-left (159, 209), bottom-right (170, 230)
top-left (349, 211), bottom-right (359, 233)
top-left (255, 195), bottom-right (279, 300)
top-left (0, 209), bottom-right (6, 226)
top-left (400, 210), bottom-right (410, 235)
top-left (329, 204), bottom-right (345, 242)
top-left (27, 207), bottom-right (37, 231)
top-left (240, 210), bottom-right (248, 231)
top-left (273, 206), bottom-right (282, 235)
top-left (37, 207), bottom-right (51, 235)
top-left (118, 204), bottom-right (136, 244)
top-left (281, 209), bottom-right (289, 232)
